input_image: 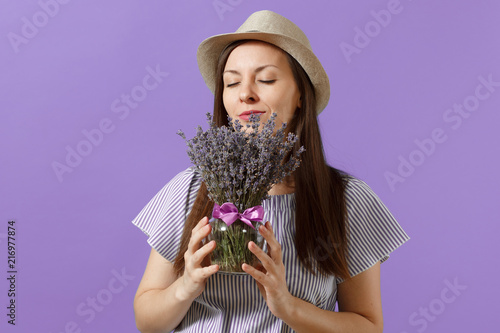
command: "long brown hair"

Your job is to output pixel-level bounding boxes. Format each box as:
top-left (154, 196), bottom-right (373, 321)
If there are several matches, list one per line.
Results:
top-left (174, 40), bottom-right (351, 279)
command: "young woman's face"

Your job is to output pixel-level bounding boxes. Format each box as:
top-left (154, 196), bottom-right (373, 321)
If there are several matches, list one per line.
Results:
top-left (222, 41), bottom-right (302, 130)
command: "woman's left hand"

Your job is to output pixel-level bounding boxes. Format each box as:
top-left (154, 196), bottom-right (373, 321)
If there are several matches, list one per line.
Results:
top-left (242, 221), bottom-right (294, 319)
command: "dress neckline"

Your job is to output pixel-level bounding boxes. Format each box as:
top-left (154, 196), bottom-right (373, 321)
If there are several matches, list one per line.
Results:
top-left (262, 192), bottom-right (295, 211)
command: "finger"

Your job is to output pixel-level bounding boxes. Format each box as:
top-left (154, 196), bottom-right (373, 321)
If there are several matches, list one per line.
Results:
top-left (243, 264), bottom-right (267, 298)
top-left (265, 221), bottom-right (272, 231)
top-left (254, 261), bottom-right (267, 274)
top-left (255, 281), bottom-right (267, 300)
top-left (259, 223), bottom-right (283, 265)
top-left (188, 263), bottom-right (219, 283)
top-left (188, 221), bottom-right (211, 254)
top-left (191, 216), bottom-right (209, 235)
top-left (248, 241), bottom-right (275, 274)
top-left (198, 264), bottom-right (219, 279)
top-left (242, 263), bottom-right (268, 285)
top-left (191, 240), bottom-right (217, 266)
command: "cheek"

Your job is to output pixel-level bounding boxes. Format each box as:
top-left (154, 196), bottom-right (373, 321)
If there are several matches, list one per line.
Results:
top-left (275, 92), bottom-right (298, 121)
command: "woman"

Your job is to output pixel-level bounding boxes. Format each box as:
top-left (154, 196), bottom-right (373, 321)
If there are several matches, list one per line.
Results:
top-left (132, 10), bottom-right (409, 333)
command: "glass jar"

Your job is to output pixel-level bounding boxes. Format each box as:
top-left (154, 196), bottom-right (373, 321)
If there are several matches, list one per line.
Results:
top-left (207, 217), bottom-right (265, 273)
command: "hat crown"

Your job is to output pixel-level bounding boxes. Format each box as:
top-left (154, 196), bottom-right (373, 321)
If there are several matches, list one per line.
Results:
top-left (236, 10), bottom-right (312, 51)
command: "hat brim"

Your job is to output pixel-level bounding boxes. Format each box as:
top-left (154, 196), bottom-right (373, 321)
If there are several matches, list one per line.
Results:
top-left (197, 31), bottom-right (330, 114)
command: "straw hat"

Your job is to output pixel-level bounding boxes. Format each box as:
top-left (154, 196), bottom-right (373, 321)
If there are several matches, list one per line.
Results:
top-left (196, 10), bottom-right (330, 115)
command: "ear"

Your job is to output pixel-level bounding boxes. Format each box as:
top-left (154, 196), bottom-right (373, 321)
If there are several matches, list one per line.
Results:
top-left (297, 96), bottom-right (302, 109)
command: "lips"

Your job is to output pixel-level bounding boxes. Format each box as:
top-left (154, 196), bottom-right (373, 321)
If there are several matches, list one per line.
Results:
top-left (239, 110), bottom-right (265, 121)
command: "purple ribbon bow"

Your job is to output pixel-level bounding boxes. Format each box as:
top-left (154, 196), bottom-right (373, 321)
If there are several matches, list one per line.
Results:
top-left (212, 202), bottom-right (264, 229)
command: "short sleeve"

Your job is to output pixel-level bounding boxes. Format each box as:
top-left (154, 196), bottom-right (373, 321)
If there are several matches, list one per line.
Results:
top-left (336, 177), bottom-right (410, 283)
top-left (131, 167), bottom-right (201, 262)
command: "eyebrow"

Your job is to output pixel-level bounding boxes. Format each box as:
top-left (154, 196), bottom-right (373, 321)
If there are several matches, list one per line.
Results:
top-left (223, 64), bottom-right (279, 75)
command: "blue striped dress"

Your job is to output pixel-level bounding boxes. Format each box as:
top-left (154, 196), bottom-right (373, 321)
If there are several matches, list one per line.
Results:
top-left (132, 167), bottom-right (410, 332)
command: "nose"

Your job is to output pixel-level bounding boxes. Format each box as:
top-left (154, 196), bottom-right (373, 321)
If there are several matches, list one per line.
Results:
top-left (239, 81), bottom-right (258, 103)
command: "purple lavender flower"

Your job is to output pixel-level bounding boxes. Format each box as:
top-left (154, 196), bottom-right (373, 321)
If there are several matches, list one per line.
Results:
top-left (177, 112), bottom-right (305, 211)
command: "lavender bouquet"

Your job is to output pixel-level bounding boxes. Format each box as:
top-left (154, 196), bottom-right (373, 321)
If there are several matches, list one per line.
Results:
top-left (177, 112), bottom-right (305, 273)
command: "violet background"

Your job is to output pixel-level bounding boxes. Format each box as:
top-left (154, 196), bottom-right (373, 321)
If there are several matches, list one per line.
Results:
top-left (1, 0), bottom-right (499, 332)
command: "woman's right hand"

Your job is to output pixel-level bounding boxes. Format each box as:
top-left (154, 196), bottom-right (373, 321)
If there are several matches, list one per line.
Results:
top-left (180, 216), bottom-right (219, 300)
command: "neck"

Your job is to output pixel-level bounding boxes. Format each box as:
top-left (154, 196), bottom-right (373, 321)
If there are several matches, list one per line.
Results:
top-left (268, 176), bottom-right (295, 195)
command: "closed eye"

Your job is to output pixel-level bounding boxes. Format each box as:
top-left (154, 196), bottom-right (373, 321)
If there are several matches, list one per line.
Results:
top-left (226, 80), bottom-right (276, 88)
